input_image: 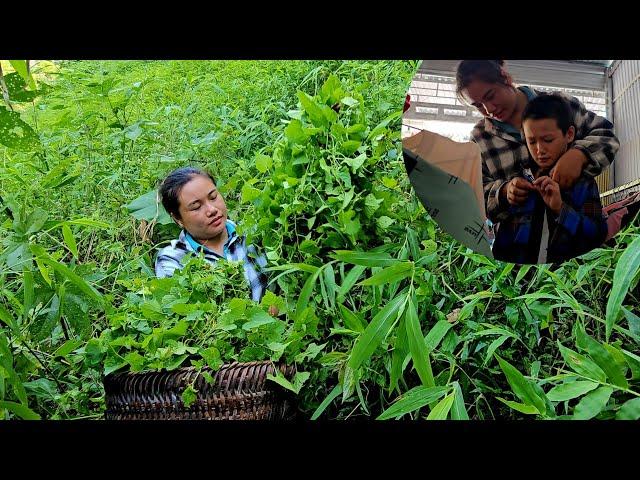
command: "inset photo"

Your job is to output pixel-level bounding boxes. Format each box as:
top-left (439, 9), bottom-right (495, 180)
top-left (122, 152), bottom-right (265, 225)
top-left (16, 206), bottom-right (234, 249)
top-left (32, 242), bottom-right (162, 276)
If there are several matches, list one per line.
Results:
top-left (402, 60), bottom-right (640, 264)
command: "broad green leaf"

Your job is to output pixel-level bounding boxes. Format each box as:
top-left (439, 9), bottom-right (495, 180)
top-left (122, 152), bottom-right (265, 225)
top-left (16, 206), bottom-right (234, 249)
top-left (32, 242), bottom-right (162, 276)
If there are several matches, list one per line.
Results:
top-left (39, 257), bottom-right (104, 306)
top-left (338, 303), bottom-right (365, 333)
top-left (295, 268), bottom-right (322, 320)
top-left (390, 317), bottom-right (409, 394)
top-left (377, 386), bottom-right (448, 420)
top-left (242, 309), bottom-right (275, 330)
top-left (331, 250), bottom-right (397, 267)
top-left (427, 392), bottom-right (455, 420)
top-left (62, 223), bottom-right (78, 258)
top-left (337, 265), bottom-right (366, 298)
top-left (8, 60), bottom-right (36, 90)
top-left (0, 304), bottom-right (16, 330)
top-left (311, 384), bottom-right (343, 420)
top-left (0, 401), bottom-right (40, 420)
top-left (53, 339), bottom-right (84, 358)
top-left (557, 342), bottom-right (606, 383)
top-left (496, 355), bottom-right (546, 415)
top-left (3, 72), bottom-right (41, 102)
top-left (573, 386), bottom-right (613, 420)
top-left (358, 262), bottom-right (413, 287)
top-left (484, 335), bottom-right (510, 365)
top-left (241, 183), bottom-right (261, 203)
top-left (124, 189), bottom-right (172, 225)
top-left (622, 349), bottom-right (640, 379)
top-left (450, 382), bottom-right (469, 420)
top-left (181, 385), bottom-right (197, 407)
top-left (616, 397), bottom-right (640, 420)
top-left (622, 307), bottom-right (640, 338)
top-left (496, 397), bottom-right (540, 415)
top-left (267, 371), bottom-right (310, 394)
top-left (546, 381), bottom-right (599, 402)
top-left (297, 91), bottom-right (331, 128)
top-left (424, 320), bottom-right (452, 352)
top-left (0, 106), bottom-right (40, 151)
top-left (348, 293), bottom-right (408, 371)
top-left (606, 235), bottom-right (640, 341)
top-left (405, 295), bottom-right (434, 387)
top-left (575, 327), bottom-right (628, 388)
top-left (124, 351), bottom-right (145, 372)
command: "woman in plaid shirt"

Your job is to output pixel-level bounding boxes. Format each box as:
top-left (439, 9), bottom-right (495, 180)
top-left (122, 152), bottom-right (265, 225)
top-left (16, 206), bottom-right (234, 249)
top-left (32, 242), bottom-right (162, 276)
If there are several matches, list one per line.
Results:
top-left (154, 167), bottom-right (275, 312)
top-left (455, 60), bottom-right (619, 227)
top-left (492, 94), bottom-right (609, 264)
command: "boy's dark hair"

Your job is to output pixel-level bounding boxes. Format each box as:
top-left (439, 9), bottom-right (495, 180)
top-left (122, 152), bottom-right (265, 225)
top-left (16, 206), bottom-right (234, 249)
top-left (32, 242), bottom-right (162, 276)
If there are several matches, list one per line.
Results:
top-left (455, 60), bottom-right (512, 102)
top-left (159, 166), bottom-right (216, 219)
top-left (522, 94), bottom-right (573, 134)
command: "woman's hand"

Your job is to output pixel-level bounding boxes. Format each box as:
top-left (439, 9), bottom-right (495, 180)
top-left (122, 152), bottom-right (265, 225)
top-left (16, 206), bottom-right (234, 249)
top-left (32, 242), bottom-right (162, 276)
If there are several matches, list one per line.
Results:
top-left (502, 177), bottom-right (536, 206)
top-left (268, 305), bottom-right (279, 316)
top-left (533, 176), bottom-right (562, 214)
top-left (550, 148), bottom-right (588, 190)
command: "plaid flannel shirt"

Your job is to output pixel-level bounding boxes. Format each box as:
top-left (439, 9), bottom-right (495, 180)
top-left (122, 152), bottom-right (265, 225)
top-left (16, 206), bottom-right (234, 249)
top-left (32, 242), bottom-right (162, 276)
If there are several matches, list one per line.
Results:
top-left (154, 220), bottom-right (268, 302)
top-left (492, 174), bottom-right (608, 264)
top-left (471, 87), bottom-right (619, 223)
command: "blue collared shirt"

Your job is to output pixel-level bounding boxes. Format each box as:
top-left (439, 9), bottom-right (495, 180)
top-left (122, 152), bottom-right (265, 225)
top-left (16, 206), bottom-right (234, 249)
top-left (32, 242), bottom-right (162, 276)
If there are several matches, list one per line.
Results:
top-left (155, 220), bottom-right (268, 302)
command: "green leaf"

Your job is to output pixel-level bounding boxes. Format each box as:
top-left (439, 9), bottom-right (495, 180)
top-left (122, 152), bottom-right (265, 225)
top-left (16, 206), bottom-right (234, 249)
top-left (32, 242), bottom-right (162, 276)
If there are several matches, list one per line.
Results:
top-left (405, 295), bottom-right (434, 387)
top-left (546, 381), bottom-right (599, 402)
top-left (338, 303), bottom-right (365, 333)
top-left (0, 304), bottom-right (16, 330)
top-left (124, 351), bottom-right (145, 372)
top-left (0, 401), bottom-right (40, 420)
top-left (484, 335), bottom-right (510, 365)
top-left (62, 223), bottom-right (78, 258)
top-left (311, 384), bottom-right (343, 420)
top-left (348, 293), bottom-right (408, 371)
top-left (39, 257), bottom-right (104, 307)
top-left (606, 235), bottom-right (640, 341)
top-left (267, 370), bottom-right (310, 394)
top-left (622, 349), bottom-right (640, 380)
top-left (181, 385), bottom-right (197, 408)
top-left (616, 397), bottom-right (640, 420)
top-left (495, 355), bottom-right (546, 415)
top-left (450, 382), bottom-right (469, 420)
top-left (377, 386), bottom-right (448, 420)
top-left (299, 239), bottom-right (320, 255)
top-left (427, 392), bottom-right (455, 420)
top-left (241, 183), bottom-right (262, 203)
top-left (358, 262), bottom-right (413, 287)
top-left (25, 208), bottom-right (48, 234)
top-left (53, 339), bottom-right (83, 358)
top-left (332, 250), bottom-right (398, 267)
top-left (573, 386), bottom-right (613, 420)
top-left (242, 309), bottom-right (275, 331)
top-left (557, 342), bottom-right (606, 382)
top-left (496, 397), bottom-right (540, 415)
top-left (622, 307), bottom-right (640, 338)
top-left (8, 61), bottom-right (36, 90)
top-left (298, 91), bottom-right (330, 127)
top-left (295, 268), bottom-right (322, 320)
top-left (124, 189), bottom-right (172, 225)
top-left (3, 72), bottom-right (40, 102)
top-left (575, 327), bottom-right (628, 388)
top-left (337, 265), bottom-right (366, 298)
top-left (424, 320), bottom-right (452, 352)
top-left (0, 106), bottom-right (40, 151)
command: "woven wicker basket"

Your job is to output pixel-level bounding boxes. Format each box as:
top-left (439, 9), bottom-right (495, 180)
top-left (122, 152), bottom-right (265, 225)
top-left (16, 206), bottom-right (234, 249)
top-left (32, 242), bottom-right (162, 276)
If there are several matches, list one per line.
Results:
top-left (104, 361), bottom-right (297, 420)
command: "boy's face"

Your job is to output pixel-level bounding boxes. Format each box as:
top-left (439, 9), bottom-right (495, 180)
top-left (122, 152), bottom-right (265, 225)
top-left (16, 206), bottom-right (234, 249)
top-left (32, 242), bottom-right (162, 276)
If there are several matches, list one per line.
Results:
top-left (523, 118), bottom-right (575, 171)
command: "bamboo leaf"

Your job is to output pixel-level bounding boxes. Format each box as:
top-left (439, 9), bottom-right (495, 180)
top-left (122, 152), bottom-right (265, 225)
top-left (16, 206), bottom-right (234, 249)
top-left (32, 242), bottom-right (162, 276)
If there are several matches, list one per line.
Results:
top-left (606, 235), bottom-right (640, 341)
top-left (377, 386), bottom-right (448, 420)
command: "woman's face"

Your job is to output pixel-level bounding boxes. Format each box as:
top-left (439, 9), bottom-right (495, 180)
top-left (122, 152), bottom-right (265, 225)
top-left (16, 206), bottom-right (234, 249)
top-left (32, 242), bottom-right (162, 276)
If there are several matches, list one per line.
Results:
top-left (462, 78), bottom-right (518, 122)
top-left (175, 175), bottom-right (228, 241)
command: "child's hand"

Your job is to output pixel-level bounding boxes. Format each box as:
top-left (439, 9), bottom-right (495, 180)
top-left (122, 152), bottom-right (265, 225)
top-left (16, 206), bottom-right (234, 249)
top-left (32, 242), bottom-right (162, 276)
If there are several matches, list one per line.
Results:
top-left (502, 177), bottom-right (536, 206)
top-left (533, 176), bottom-right (562, 214)
top-left (550, 148), bottom-right (588, 190)
top-left (268, 305), bottom-right (279, 316)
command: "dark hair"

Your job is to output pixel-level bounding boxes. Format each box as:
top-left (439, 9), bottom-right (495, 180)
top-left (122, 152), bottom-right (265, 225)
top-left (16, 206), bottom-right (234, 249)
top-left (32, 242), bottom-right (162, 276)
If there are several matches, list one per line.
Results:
top-left (522, 94), bottom-right (573, 134)
top-left (455, 60), bottom-right (512, 101)
top-left (159, 166), bottom-right (216, 219)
